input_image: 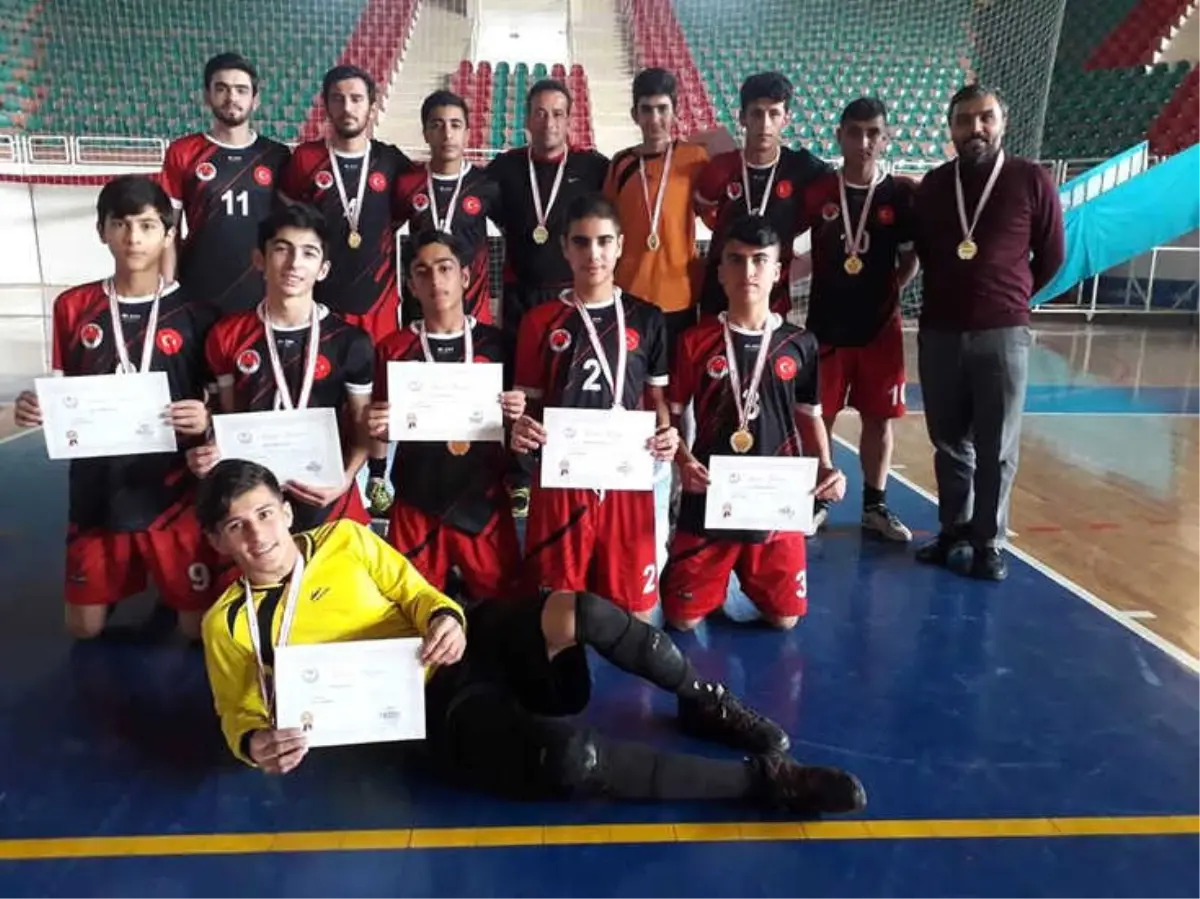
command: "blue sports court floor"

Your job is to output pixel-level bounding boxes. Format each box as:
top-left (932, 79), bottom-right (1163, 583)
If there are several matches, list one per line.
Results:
top-left (0, 322), bottom-right (1196, 897)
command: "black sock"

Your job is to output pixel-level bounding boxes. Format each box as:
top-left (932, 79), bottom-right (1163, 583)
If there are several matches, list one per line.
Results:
top-left (573, 592), bottom-right (713, 703)
top-left (864, 485), bottom-right (886, 508)
top-left (367, 456), bottom-right (387, 479)
top-left (589, 736), bottom-right (757, 801)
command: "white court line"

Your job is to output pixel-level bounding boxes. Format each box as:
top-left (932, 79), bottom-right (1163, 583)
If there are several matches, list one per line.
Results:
top-left (902, 410), bottom-right (1199, 418)
top-left (833, 434), bottom-right (1200, 675)
top-left (1123, 610), bottom-right (1159, 621)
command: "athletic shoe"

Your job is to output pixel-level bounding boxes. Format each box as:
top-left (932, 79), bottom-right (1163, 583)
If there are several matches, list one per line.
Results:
top-left (810, 500), bottom-right (830, 535)
top-left (753, 752), bottom-right (867, 816)
top-left (509, 485), bottom-right (530, 519)
top-left (678, 684), bottom-right (790, 754)
top-left (960, 546), bottom-right (1008, 581)
top-left (862, 504), bottom-right (912, 542)
top-left (915, 530), bottom-right (970, 567)
top-left (366, 477), bottom-right (393, 518)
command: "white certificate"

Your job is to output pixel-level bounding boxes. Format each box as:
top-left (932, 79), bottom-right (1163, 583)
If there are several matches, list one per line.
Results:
top-left (212, 407), bottom-right (344, 489)
top-left (386, 361), bottom-right (505, 442)
top-left (705, 455), bottom-right (819, 533)
top-left (274, 638), bottom-right (426, 748)
top-left (35, 372), bottom-right (177, 460)
top-left (541, 407), bottom-right (657, 492)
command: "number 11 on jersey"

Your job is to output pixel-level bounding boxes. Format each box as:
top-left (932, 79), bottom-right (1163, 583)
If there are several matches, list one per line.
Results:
top-left (221, 189), bottom-right (249, 217)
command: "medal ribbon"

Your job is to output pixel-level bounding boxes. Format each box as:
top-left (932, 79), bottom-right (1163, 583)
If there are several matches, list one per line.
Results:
top-left (954, 149), bottom-right (1006, 247)
top-left (106, 277), bottom-right (165, 374)
top-left (259, 302), bottom-right (320, 411)
top-left (528, 148), bottom-right (568, 237)
top-left (638, 142), bottom-right (673, 246)
top-left (243, 551), bottom-right (305, 720)
top-left (838, 170), bottom-right (880, 259)
top-left (417, 317), bottom-right (474, 363)
top-left (572, 289), bottom-right (627, 410)
top-left (741, 150), bottom-right (780, 217)
top-left (721, 312), bottom-right (775, 431)
top-left (427, 162), bottom-right (469, 233)
top-left (328, 142), bottom-right (372, 237)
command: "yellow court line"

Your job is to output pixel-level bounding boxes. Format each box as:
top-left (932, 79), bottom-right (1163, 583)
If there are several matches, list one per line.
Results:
top-left (0, 816), bottom-right (1195, 861)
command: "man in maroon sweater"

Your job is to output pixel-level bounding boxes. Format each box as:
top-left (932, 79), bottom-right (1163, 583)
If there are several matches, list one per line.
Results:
top-left (912, 85), bottom-right (1064, 580)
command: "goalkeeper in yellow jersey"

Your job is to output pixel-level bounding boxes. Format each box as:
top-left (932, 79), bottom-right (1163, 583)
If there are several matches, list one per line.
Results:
top-left (197, 458), bottom-right (865, 815)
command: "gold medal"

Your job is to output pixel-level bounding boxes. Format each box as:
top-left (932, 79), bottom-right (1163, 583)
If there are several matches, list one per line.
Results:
top-left (532, 225), bottom-right (550, 245)
top-left (843, 254), bottom-right (863, 275)
top-left (956, 238), bottom-right (978, 261)
top-left (447, 440), bottom-right (471, 456)
top-left (646, 233), bottom-right (660, 251)
top-left (730, 428), bottom-right (754, 454)
top-left (347, 230), bottom-right (362, 250)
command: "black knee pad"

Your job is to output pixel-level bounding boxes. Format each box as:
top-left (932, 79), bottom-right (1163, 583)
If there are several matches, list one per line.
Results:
top-left (542, 726), bottom-right (604, 797)
top-left (575, 591), bottom-right (688, 688)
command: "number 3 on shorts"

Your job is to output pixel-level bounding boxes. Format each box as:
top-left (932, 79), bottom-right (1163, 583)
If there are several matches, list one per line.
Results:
top-left (795, 570), bottom-right (807, 600)
top-left (187, 563), bottom-right (212, 592)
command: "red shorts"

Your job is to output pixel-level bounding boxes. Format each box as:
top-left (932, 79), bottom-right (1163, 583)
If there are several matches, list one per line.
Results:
top-left (523, 485), bottom-right (659, 614)
top-left (342, 277), bottom-right (401, 344)
top-left (661, 530), bottom-right (808, 623)
top-left (65, 511), bottom-right (229, 612)
top-left (389, 499), bottom-right (521, 600)
top-left (819, 314), bottom-right (907, 419)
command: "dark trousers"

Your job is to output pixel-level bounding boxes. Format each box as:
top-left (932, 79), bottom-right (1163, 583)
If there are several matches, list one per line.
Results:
top-left (917, 326), bottom-right (1031, 548)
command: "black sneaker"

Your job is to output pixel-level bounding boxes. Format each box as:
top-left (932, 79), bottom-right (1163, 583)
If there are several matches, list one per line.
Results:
top-left (969, 546), bottom-right (1008, 581)
top-left (678, 684), bottom-right (790, 754)
top-left (915, 531), bottom-right (970, 567)
top-left (753, 752), bottom-right (867, 816)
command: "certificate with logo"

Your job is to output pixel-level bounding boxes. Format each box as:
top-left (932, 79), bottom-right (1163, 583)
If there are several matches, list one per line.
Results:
top-left (540, 407), bottom-right (657, 492)
top-left (386, 361), bottom-right (505, 442)
top-left (212, 407), bottom-right (345, 488)
top-left (35, 372), bottom-right (177, 460)
top-left (274, 638), bottom-right (427, 748)
top-left (705, 455), bottom-right (818, 533)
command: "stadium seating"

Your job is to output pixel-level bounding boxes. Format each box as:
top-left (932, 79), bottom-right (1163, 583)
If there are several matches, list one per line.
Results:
top-left (1086, 0), bottom-right (1195, 68)
top-left (1148, 65), bottom-right (1200, 156)
top-left (0, 0), bottom-right (47, 132)
top-left (450, 61), bottom-right (595, 152)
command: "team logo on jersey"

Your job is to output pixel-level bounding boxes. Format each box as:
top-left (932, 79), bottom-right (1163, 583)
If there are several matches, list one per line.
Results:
top-left (726, 182), bottom-right (743, 200)
top-left (369, 171), bottom-right (388, 192)
top-left (80, 322), bottom-right (103, 350)
top-left (237, 349), bottom-right (261, 374)
top-left (706, 355), bottom-right (728, 379)
top-left (775, 180), bottom-right (793, 199)
top-left (156, 328), bottom-right (183, 356)
top-left (253, 165), bottom-right (273, 187)
top-left (412, 192), bottom-right (430, 212)
top-left (821, 202), bottom-right (839, 222)
top-left (462, 195), bottom-right (482, 216)
top-left (774, 355), bottom-right (797, 381)
top-left (549, 328), bottom-right (572, 353)
top-left (314, 355), bottom-right (332, 380)
top-left (876, 205), bottom-right (895, 226)
top-left (195, 162), bottom-right (217, 182)
top-left (314, 170), bottom-right (335, 192)
top-left (624, 328), bottom-right (641, 351)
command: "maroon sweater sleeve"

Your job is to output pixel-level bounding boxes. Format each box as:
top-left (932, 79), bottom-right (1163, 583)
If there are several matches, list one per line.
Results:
top-left (1028, 163), bottom-right (1066, 295)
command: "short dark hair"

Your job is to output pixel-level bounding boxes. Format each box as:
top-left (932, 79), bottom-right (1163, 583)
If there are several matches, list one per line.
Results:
top-left (840, 96), bottom-right (888, 126)
top-left (526, 78), bottom-right (572, 114)
top-left (421, 89), bottom-right (469, 127)
top-left (740, 71), bottom-right (793, 112)
top-left (403, 228), bottom-right (470, 272)
top-left (946, 84), bottom-right (1007, 123)
top-left (204, 52), bottom-right (259, 94)
top-left (257, 203), bottom-right (330, 256)
top-left (322, 64), bottom-right (377, 105)
top-left (723, 214), bottom-right (780, 251)
top-left (564, 192), bottom-right (621, 232)
top-left (195, 459), bottom-right (285, 534)
top-left (632, 67), bottom-right (677, 108)
top-left (96, 175), bottom-right (173, 230)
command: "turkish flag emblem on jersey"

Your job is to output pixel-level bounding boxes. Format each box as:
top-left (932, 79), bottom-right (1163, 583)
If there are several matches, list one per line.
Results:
top-left (369, 172), bottom-right (388, 192)
top-left (774, 355), bottom-right (797, 381)
top-left (156, 328), bottom-right (183, 356)
top-left (624, 328), bottom-right (641, 351)
top-left (253, 166), bottom-right (273, 187)
top-left (80, 323), bottom-right (104, 350)
top-left (314, 355), bottom-right (332, 380)
top-left (462, 195), bottom-right (482, 216)
top-left (706, 355), bottom-right (728, 379)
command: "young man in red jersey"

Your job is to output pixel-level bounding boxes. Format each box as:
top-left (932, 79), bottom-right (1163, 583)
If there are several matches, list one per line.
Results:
top-left (799, 97), bottom-right (919, 540)
top-left (510, 194), bottom-right (679, 621)
top-left (661, 215), bottom-right (846, 631)
top-left (279, 64), bottom-right (416, 344)
top-left (365, 230), bottom-right (525, 600)
top-left (160, 53), bottom-right (291, 316)
top-left (14, 175), bottom-right (219, 640)
top-left (693, 71), bottom-right (830, 320)
top-left (188, 203), bottom-right (375, 533)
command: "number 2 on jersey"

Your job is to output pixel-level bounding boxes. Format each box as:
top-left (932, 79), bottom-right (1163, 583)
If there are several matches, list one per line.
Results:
top-left (581, 357), bottom-right (603, 392)
top-left (221, 189), bottom-right (249, 217)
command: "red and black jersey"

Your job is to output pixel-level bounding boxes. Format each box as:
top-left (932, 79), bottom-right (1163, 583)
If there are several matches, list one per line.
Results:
top-left (694, 147), bottom-right (831, 317)
top-left (486, 146), bottom-right (610, 291)
top-left (160, 133), bottom-right (291, 316)
top-left (204, 305), bottom-right (374, 531)
top-left (373, 320), bottom-right (514, 535)
top-left (670, 314), bottom-right (821, 542)
top-left (800, 172), bottom-right (917, 347)
top-left (51, 281), bottom-right (215, 532)
top-left (279, 139), bottom-right (415, 317)
top-left (394, 162), bottom-right (501, 324)
top-left (515, 290), bottom-right (668, 411)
